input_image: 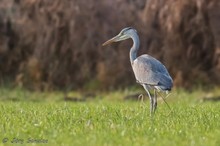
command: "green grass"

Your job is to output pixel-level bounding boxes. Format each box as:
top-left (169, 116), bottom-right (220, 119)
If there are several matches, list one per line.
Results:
top-left (1, 87), bottom-right (220, 146)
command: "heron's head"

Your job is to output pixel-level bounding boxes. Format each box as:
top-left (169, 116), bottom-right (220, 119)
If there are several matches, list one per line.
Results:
top-left (102, 27), bottom-right (137, 46)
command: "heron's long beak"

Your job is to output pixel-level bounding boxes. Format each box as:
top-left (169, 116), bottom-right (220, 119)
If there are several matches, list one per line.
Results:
top-left (102, 35), bottom-right (121, 46)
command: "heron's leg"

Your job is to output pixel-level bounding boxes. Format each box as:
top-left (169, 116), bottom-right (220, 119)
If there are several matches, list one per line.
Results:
top-left (153, 89), bottom-right (157, 113)
top-left (143, 85), bottom-right (153, 116)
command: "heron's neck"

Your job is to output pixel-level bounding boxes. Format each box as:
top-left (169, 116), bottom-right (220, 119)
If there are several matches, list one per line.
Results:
top-left (130, 33), bottom-right (140, 64)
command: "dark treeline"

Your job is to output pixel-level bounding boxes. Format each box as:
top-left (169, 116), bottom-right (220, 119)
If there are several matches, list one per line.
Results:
top-left (0, 0), bottom-right (219, 90)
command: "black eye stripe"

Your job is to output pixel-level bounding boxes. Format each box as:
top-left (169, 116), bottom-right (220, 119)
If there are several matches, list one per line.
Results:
top-left (124, 27), bottom-right (133, 31)
top-left (120, 27), bottom-right (137, 34)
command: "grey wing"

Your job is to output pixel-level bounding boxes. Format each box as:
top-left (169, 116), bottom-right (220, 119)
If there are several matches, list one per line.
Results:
top-left (132, 55), bottom-right (173, 90)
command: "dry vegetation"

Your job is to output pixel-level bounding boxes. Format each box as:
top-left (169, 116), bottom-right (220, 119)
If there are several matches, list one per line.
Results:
top-left (0, 0), bottom-right (219, 90)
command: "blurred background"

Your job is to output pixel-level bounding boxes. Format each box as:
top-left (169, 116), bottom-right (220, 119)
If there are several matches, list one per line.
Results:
top-left (0, 0), bottom-right (220, 91)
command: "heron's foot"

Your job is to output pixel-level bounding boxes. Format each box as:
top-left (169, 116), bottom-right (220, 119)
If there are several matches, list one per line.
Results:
top-left (138, 94), bottom-right (144, 102)
top-left (138, 94), bottom-right (146, 109)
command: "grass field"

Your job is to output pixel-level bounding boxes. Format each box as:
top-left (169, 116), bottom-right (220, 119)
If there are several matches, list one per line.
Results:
top-left (0, 87), bottom-right (220, 146)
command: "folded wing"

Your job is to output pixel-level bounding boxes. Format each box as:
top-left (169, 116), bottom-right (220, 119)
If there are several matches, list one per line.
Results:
top-left (132, 54), bottom-right (173, 91)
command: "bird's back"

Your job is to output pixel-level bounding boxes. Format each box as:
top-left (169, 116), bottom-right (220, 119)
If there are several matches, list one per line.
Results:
top-left (132, 54), bottom-right (173, 91)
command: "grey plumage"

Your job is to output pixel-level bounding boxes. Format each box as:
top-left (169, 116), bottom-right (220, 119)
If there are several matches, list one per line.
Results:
top-left (132, 54), bottom-right (173, 91)
top-left (103, 27), bottom-right (173, 116)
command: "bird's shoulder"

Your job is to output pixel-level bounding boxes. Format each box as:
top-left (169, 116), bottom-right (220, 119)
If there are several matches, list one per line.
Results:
top-left (133, 54), bottom-right (167, 73)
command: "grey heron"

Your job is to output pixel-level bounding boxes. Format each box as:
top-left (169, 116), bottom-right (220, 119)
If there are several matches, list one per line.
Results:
top-left (102, 27), bottom-right (173, 116)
